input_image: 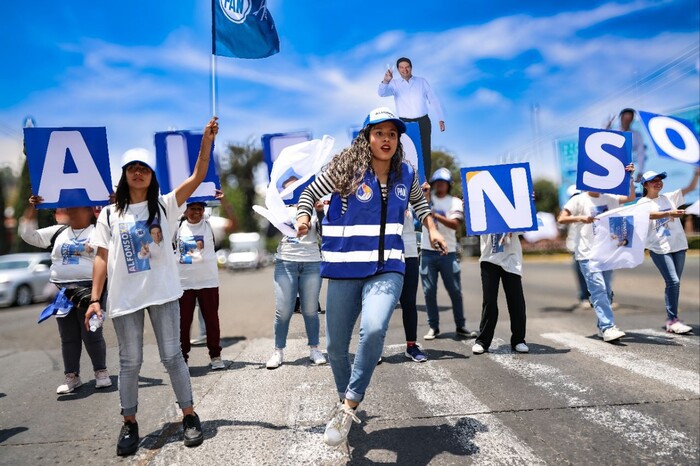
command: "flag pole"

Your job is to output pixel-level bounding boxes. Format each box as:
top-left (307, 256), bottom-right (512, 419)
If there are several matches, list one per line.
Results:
top-left (211, 54), bottom-right (218, 117)
top-left (210, 0), bottom-right (217, 117)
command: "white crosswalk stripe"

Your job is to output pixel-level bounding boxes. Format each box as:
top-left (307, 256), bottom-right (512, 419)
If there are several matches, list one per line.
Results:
top-left (541, 332), bottom-right (700, 395)
top-left (483, 344), bottom-right (699, 460)
top-left (626, 328), bottom-right (700, 346)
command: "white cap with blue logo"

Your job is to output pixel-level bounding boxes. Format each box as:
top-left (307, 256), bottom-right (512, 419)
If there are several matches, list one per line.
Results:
top-left (363, 107), bottom-right (406, 134)
top-left (430, 167), bottom-right (452, 184)
top-left (640, 171), bottom-right (667, 184)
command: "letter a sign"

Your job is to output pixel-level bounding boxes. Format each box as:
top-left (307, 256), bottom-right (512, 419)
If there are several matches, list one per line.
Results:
top-left (23, 127), bottom-right (113, 208)
top-left (461, 162), bottom-right (537, 235)
top-left (576, 127), bottom-right (631, 195)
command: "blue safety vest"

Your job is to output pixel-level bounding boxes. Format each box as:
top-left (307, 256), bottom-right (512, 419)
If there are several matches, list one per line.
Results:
top-left (321, 162), bottom-right (414, 279)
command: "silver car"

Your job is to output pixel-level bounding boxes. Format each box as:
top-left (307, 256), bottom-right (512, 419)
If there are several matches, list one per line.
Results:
top-left (0, 253), bottom-right (52, 307)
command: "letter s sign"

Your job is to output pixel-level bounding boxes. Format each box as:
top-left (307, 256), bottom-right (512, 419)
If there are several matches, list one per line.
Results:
top-left (576, 127), bottom-right (632, 195)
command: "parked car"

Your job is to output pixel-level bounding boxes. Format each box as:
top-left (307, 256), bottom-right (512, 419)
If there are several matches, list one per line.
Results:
top-left (226, 232), bottom-right (264, 270)
top-left (0, 253), bottom-right (52, 307)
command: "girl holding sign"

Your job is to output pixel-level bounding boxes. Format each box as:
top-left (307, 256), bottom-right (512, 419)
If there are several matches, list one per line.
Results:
top-left (295, 107), bottom-right (446, 447)
top-left (641, 168), bottom-right (700, 334)
top-left (85, 117), bottom-right (218, 457)
top-left (19, 200), bottom-right (111, 394)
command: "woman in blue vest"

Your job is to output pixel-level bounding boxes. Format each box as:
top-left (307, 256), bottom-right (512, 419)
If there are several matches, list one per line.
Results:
top-left (296, 107), bottom-right (446, 447)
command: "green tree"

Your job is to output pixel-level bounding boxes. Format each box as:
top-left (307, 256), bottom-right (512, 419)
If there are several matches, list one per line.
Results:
top-left (533, 178), bottom-right (559, 214)
top-left (217, 142), bottom-right (263, 233)
top-left (0, 171), bottom-right (7, 254)
top-left (13, 154), bottom-right (56, 252)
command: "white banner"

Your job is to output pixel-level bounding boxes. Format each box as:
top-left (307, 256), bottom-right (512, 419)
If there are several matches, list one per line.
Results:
top-left (253, 135), bottom-right (335, 236)
top-left (589, 202), bottom-right (652, 272)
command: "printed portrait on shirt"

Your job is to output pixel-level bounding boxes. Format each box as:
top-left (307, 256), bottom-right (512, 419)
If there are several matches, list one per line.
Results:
top-left (119, 220), bottom-right (163, 273)
top-left (60, 238), bottom-right (93, 265)
top-left (608, 216), bottom-right (634, 248)
top-left (654, 208), bottom-right (673, 237)
top-left (490, 233), bottom-right (506, 253)
top-left (179, 235), bottom-right (205, 264)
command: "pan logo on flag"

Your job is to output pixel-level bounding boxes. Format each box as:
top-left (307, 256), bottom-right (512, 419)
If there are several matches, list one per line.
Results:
top-left (220, 0), bottom-right (251, 23)
top-left (395, 184), bottom-right (407, 201)
top-left (356, 183), bottom-right (373, 202)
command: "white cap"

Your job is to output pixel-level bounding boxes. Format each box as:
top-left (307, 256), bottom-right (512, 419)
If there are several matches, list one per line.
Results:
top-left (121, 148), bottom-right (155, 171)
top-left (362, 107), bottom-right (406, 133)
top-left (640, 171), bottom-right (667, 184)
top-left (566, 184), bottom-right (581, 198)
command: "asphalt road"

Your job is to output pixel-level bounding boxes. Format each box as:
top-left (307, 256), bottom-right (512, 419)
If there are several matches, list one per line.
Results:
top-left (0, 254), bottom-right (698, 465)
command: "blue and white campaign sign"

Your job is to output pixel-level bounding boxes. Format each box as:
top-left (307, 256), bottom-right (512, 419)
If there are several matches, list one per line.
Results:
top-left (461, 162), bottom-right (537, 235)
top-left (154, 131), bottom-right (220, 203)
top-left (23, 127), bottom-right (113, 208)
top-left (261, 132), bottom-right (312, 205)
top-left (638, 111), bottom-right (700, 166)
top-left (576, 127), bottom-right (632, 195)
top-left (351, 121), bottom-right (426, 183)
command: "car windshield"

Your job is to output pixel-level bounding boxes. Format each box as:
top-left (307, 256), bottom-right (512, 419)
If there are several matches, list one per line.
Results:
top-left (0, 260), bottom-right (31, 270)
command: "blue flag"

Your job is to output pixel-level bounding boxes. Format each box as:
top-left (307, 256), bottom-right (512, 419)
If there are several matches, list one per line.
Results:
top-left (213, 0), bottom-right (279, 59)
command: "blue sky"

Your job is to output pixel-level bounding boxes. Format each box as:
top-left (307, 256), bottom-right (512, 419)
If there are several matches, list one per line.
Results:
top-left (1, 0), bottom-right (698, 185)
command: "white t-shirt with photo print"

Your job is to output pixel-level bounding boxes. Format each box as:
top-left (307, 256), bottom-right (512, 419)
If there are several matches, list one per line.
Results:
top-left (19, 222), bottom-right (96, 283)
top-left (644, 189), bottom-right (688, 254)
top-left (562, 193), bottom-right (625, 261)
top-left (91, 192), bottom-right (185, 318)
top-left (177, 219), bottom-right (219, 290)
top-left (479, 233), bottom-right (523, 276)
top-left (420, 194), bottom-right (463, 253)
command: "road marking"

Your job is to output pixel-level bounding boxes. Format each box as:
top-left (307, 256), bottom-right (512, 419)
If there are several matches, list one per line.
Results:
top-left (407, 360), bottom-right (545, 465)
top-left (626, 328), bottom-right (700, 346)
top-left (540, 332), bottom-right (700, 395)
top-left (485, 347), bottom-right (698, 459)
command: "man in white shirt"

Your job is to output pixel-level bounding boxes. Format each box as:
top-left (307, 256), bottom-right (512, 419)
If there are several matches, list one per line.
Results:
top-left (420, 168), bottom-right (476, 340)
top-left (378, 57), bottom-right (445, 176)
top-left (607, 108), bottom-right (646, 181)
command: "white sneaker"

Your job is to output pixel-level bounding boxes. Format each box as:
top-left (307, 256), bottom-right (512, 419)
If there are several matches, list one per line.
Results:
top-left (309, 348), bottom-right (327, 365)
top-left (94, 369), bottom-right (112, 388)
top-left (56, 373), bottom-right (82, 394)
top-left (423, 328), bottom-right (440, 340)
top-left (577, 300), bottom-right (592, 310)
top-left (514, 343), bottom-right (529, 353)
top-left (190, 335), bottom-right (207, 345)
top-left (602, 326), bottom-right (626, 342)
top-left (472, 343), bottom-right (485, 355)
top-left (210, 357), bottom-right (226, 370)
top-left (323, 402), bottom-right (361, 447)
top-left (266, 349), bottom-right (284, 369)
top-left (666, 320), bottom-right (693, 334)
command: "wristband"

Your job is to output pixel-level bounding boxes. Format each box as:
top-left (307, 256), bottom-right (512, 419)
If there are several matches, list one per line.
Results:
top-left (89, 299), bottom-right (101, 305)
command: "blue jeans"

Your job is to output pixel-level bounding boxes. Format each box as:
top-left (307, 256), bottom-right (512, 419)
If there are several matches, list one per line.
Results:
top-left (578, 260), bottom-right (615, 331)
top-left (420, 251), bottom-right (465, 330)
top-left (649, 250), bottom-right (686, 321)
top-left (325, 272), bottom-right (403, 403)
top-left (273, 260), bottom-right (322, 349)
top-left (112, 300), bottom-right (193, 416)
top-left (573, 256), bottom-right (590, 301)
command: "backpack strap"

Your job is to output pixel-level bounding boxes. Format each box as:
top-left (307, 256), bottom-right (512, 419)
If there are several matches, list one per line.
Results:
top-left (48, 225), bottom-right (70, 251)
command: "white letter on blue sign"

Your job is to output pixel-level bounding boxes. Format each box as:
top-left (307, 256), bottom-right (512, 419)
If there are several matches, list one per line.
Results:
top-left (165, 134), bottom-right (215, 197)
top-left (40, 131), bottom-right (110, 203)
top-left (582, 131), bottom-right (626, 190)
top-left (647, 115), bottom-right (699, 164)
top-left (467, 167), bottom-right (532, 233)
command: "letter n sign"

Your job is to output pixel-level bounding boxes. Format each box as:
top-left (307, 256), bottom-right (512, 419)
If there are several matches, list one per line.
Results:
top-left (461, 162), bottom-right (537, 235)
top-left (576, 127), bottom-right (631, 195)
top-left (23, 127), bottom-right (113, 208)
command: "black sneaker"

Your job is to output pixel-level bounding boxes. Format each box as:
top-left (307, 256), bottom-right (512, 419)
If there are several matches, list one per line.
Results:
top-left (456, 327), bottom-right (477, 338)
top-left (116, 421), bottom-right (139, 456)
top-left (183, 413), bottom-right (204, 447)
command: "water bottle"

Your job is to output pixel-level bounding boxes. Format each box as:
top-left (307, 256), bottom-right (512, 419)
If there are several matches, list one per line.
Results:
top-left (89, 313), bottom-right (104, 332)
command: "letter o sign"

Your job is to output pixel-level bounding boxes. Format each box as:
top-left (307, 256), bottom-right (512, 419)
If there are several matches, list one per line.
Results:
top-left (640, 111), bottom-right (700, 166)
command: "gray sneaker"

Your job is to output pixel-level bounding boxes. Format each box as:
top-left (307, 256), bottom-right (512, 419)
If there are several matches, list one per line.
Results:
top-left (56, 373), bottom-right (82, 394)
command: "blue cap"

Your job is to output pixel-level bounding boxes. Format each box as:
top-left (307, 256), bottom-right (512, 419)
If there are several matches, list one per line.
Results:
top-left (363, 107), bottom-right (406, 134)
top-left (640, 171), bottom-right (667, 184)
top-left (430, 167), bottom-right (452, 183)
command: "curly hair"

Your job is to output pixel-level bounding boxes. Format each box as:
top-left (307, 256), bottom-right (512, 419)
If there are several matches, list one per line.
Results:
top-left (324, 125), bottom-right (405, 197)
